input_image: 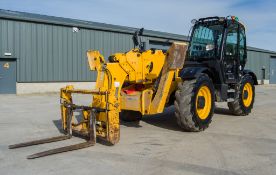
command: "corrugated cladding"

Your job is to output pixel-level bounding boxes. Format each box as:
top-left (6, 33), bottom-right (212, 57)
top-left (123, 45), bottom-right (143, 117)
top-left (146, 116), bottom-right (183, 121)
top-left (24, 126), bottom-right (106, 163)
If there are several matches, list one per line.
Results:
top-left (0, 19), bottom-right (136, 82)
top-left (246, 50), bottom-right (271, 80)
top-left (0, 12), bottom-right (185, 82)
top-left (1, 9), bottom-right (276, 82)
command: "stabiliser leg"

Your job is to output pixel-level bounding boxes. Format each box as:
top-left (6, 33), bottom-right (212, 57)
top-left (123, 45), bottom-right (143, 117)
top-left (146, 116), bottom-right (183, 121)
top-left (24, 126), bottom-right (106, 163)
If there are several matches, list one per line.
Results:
top-left (9, 106), bottom-right (97, 159)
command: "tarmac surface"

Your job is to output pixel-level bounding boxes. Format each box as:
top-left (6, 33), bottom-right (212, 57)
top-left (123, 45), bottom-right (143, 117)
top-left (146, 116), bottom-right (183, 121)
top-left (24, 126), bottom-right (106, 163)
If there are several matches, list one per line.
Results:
top-left (0, 85), bottom-right (276, 175)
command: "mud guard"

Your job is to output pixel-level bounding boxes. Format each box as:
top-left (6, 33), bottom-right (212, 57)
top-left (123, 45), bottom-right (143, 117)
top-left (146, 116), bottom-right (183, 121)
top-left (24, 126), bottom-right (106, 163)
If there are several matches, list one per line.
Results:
top-left (179, 67), bottom-right (213, 80)
top-left (243, 69), bottom-right (258, 85)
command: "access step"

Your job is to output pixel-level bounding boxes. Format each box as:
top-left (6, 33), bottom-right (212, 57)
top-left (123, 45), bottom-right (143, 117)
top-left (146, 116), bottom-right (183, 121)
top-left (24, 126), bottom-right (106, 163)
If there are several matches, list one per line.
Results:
top-left (227, 89), bottom-right (235, 93)
top-left (227, 98), bottom-right (235, 102)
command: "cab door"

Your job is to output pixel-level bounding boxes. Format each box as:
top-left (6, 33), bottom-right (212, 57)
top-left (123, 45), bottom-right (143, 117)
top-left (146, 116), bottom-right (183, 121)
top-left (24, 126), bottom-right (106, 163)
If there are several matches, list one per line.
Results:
top-left (223, 23), bottom-right (239, 84)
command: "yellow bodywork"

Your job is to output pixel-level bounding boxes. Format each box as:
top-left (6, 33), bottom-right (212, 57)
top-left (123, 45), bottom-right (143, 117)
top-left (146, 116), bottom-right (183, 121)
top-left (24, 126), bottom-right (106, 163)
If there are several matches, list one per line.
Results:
top-left (60, 42), bottom-right (188, 145)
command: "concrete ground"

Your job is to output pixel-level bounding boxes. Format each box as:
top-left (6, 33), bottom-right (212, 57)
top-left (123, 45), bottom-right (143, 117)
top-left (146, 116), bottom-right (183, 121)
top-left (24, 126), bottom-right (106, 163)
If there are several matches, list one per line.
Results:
top-left (0, 85), bottom-right (276, 175)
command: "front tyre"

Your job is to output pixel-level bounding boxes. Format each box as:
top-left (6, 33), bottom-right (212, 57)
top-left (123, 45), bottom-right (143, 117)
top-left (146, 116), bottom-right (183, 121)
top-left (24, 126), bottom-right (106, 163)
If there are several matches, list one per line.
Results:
top-left (228, 75), bottom-right (255, 115)
top-left (174, 74), bottom-right (215, 131)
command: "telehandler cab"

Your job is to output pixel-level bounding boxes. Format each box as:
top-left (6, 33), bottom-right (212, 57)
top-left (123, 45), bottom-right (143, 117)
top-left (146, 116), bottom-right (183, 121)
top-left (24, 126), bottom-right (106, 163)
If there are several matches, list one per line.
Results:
top-left (9, 16), bottom-right (256, 159)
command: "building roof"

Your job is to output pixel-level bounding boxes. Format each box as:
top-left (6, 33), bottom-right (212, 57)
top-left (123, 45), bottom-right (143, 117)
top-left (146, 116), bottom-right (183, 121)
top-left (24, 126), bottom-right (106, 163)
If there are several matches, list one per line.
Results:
top-left (247, 46), bottom-right (276, 55)
top-left (0, 9), bottom-right (275, 55)
top-left (0, 9), bottom-right (188, 41)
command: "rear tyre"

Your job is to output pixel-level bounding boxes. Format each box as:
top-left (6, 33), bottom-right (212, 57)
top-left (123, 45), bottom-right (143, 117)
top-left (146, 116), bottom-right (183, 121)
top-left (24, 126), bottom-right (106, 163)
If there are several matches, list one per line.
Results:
top-left (174, 74), bottom-right (215, 131)
top-left (119, 110), bottom-right (142, 122)
top-left (228, 75), bottom-right (255, 116)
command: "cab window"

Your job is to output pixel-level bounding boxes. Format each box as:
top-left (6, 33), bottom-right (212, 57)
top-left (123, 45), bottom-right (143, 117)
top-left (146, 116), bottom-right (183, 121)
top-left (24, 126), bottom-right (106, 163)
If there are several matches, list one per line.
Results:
top-left (188, 24), bottom-right (223, 60)
top-left (225, 24), bottom-right (238, 58)
top-left (239, 27), bottom-right (246, 65)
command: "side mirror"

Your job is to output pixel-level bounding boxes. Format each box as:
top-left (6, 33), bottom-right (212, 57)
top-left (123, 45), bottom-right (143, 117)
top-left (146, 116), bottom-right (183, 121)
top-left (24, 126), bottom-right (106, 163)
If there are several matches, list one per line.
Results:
top-left (138, 28), bottom-right (144, 35)
top-left (132, 28), bottom-right (145, 51)
top-left (132, 31), bottom-right (139, 46)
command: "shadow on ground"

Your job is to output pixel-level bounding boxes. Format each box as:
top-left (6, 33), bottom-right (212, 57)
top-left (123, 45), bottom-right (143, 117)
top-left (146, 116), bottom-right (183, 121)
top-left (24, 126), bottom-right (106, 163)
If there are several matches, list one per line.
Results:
top-left (139, 105), bottom-right (234, 131)
top-left (53, 119), bottom-right (64, 134)
top-left (141, 106), bottom-right (182, 131)
top-left (120, 121), bottom-right (142, 128)
top-left (214, 107), bottom-right (233, 116)
top-left (53, 106), bottom-right (234, 135)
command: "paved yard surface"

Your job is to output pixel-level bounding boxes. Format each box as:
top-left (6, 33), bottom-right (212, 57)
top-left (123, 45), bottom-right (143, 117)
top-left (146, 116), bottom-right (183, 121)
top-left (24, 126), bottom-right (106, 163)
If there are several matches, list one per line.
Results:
top-left (0, 85), bottom-right (276, 175)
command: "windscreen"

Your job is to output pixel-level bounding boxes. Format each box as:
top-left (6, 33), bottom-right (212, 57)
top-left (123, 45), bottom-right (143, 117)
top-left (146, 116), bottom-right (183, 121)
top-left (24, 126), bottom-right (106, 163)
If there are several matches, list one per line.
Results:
top-left (188, 23), bottom-right (224, 60)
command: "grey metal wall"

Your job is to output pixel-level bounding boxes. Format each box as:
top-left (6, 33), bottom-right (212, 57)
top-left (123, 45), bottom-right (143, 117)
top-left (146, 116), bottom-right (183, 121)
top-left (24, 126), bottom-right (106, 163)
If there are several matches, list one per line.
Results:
top-left (0, 19), bottom-right (136, 82)
top-left (1, 17), bottom-right (275, 83)
top-left (270, 57), bottom-right (276, 83)
top-left (246, 50), bottom-right (271, 80)
top-left (0, 19), bottom-right (183, 83)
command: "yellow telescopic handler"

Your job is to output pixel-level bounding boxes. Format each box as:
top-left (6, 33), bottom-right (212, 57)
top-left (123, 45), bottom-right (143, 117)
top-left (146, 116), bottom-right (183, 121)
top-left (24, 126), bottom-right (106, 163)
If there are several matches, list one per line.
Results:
top-left (9, 16), bottom-right (257, 159)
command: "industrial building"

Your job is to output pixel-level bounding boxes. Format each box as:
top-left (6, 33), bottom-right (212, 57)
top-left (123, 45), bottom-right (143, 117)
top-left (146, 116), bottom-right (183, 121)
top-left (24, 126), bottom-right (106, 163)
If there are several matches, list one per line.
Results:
top-left (0, 9), bottom-right (276, 94)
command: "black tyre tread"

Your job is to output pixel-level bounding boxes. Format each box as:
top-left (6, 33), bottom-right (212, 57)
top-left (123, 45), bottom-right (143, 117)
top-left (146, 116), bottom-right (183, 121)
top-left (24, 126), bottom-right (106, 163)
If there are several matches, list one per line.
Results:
top-left (120, 110), bottom-right (142, 122)
top-left (174, 74), bottom-right (215, 132)
top-left (228, 75), bottom-right (255, 116)
top-left (174, 80), bottom-right (196, 131)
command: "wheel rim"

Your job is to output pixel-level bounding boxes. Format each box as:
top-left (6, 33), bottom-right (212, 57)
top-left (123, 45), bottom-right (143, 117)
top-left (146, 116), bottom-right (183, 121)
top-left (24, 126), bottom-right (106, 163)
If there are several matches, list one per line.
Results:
top-left (196, 85), bottom-right (212, 120)
top-left (242, 83), bottom-right (253, 107)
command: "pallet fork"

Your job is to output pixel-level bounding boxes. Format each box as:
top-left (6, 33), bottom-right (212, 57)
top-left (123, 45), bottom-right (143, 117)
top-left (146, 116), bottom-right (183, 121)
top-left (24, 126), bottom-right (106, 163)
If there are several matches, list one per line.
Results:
top-left (9, 87), bottom-right (111, 159)
top-left (9, 102), bottom-right (99, 159)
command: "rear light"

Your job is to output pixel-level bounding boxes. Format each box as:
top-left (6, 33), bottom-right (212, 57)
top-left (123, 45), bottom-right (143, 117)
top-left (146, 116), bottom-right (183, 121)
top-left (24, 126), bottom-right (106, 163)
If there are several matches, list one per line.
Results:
top-left (231, 16), bottom-right (239, 22)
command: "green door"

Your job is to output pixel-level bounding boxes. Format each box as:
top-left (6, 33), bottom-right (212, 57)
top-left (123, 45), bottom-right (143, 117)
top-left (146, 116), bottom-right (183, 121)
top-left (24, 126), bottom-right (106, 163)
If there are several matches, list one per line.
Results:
top-left (0, 59), bottom-right (16, 94)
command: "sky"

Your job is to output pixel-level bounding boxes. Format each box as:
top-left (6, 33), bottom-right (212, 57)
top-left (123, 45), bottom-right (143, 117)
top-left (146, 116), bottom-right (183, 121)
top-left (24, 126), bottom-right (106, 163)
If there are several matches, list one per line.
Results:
top-left (0, 0), bottom-right (275, 51)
